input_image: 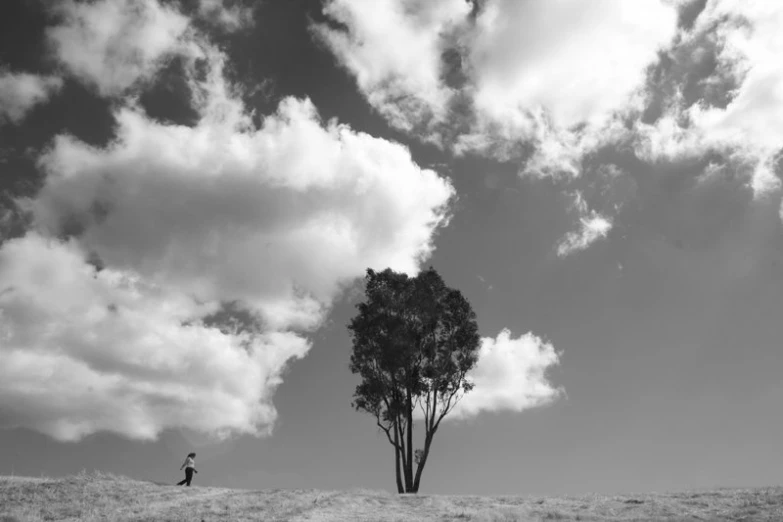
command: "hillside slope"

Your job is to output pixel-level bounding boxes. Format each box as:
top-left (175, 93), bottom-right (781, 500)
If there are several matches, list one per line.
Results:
top-left (1, 472), bottom-right (782, 521)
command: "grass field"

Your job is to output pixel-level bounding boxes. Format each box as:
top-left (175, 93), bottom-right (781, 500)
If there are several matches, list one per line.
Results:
top-left (1, 472), bottom-right (781, 521)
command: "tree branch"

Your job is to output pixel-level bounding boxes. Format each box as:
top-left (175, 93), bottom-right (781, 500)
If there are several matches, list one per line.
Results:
top-left (376, 418), bottom-right (402, 451)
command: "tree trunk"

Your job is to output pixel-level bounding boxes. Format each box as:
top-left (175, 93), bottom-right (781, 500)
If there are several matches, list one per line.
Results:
top-left (396, 416), bottom-right (411, 492)
top-left (405, 388), bottom-right (414, 492)
top-left (393, 420), bottom-right (404, 494)
top-left (412, 432), bottom-right (434, 493)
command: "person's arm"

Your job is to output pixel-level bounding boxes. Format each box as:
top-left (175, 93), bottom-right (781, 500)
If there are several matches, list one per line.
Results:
top-left (180, 460), bottom-right (186, 470)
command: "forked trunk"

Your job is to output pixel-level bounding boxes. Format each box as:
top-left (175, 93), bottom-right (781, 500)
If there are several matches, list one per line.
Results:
top-left (405, 388), bottom-right (414, 492)
top-left (412, 432), bottom-right (434, 492)
top-left (393, 420), bottom-right (404, 494)
top-left (396, 416), bottom-right (412, 492)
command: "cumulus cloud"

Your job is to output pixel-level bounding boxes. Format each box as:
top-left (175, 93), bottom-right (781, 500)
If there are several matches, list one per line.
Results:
top-left (635, 1), bottom-right (783, 199)
top-left (47, 0), bottom-right (190, 95)
top-left (0, 70), bottom-right (62, 123)
top-left (317, 0), bottom-right (682, 255)
top-left (28, 95), bottom-right (454, 325)
top-left (467, 0), bottom-right (676, 134)
top-left (318, 0), bottom-right (678, 175)
top-left (1, 0), bottom-right (564, 441)
top-left (449, 329), bottom-right (562, 420)
top-left (315, 0), bottom-right (471, 132)
top-left (0, 233), bottom-right (309, 442)
top-left (319, 0), bottom-right (783, 252)
top-left (1, 16), bottom-right (454, 440)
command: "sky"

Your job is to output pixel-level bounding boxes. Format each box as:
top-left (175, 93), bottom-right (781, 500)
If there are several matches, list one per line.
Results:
top-left (1, 0), bottom-right (783, 497)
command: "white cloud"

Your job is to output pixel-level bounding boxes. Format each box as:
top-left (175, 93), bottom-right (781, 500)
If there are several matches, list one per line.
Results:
top-left (556, 191), bottom-right (614, 258)
top-left (198, 0), bottom-right (253, 30)
top-left (635, 1), bottom-right (783, 199)
top-left (28, 96), bottom-right (454, 326)
top-left (457, 113), bottom-right (631, 179)
top-left (0, 233), bottom-right (308, 442)
top-left (47, 0), bottom-right (190, 95)
top-left (315, 0), bottom-right (472, 132)
top-left (468, 0), bottom-right (676, 130)
top-left (0, 70), bottom-right (62, 123)
top-left (456, 0), bottom-right (676, 177)
top-left (319, 0), bottom-right (783, 252)
top-left (318, 0), bottom-right (678, 175)
top-left (450, 329), bottom-right (562, 420)
top-left (2, 34), bottom-right (454, 441)
top-left (557, 214), bottom-right (613, 258)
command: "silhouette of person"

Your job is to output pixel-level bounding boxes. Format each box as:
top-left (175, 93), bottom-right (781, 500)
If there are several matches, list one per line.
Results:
top-left (176, 452), bottom-right (198, 486)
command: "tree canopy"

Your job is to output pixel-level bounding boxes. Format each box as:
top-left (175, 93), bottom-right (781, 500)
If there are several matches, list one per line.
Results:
top-left (348, 267), bottom-right (480, 493)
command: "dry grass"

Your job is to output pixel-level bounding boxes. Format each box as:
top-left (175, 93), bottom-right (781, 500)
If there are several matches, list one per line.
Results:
top-left (1, 472), bottom-right (782, 521)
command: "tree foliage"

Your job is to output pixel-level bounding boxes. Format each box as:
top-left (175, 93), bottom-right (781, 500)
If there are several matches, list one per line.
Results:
top-left (348, 267), bottom-right (480, 493)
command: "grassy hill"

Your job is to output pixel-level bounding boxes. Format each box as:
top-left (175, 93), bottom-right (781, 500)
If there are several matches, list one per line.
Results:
top-left (1, 472), bottom-right (781, 521)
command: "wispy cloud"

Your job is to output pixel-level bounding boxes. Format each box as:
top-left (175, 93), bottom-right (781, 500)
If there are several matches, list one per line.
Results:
top-left (47, 0), bottom-right (190, 95)
top-left (557, 214), bottom-right (613, 258)
top-left (197, 0), bottom-right (254, 30)
top-left (635, 1), bottom-right (783, 199)
top-left (556, 191), bottom-right (614, 258)
top-left (0, 70), bottom-right (62, 123)
top-left (314, 0), bottom-right (470, 133)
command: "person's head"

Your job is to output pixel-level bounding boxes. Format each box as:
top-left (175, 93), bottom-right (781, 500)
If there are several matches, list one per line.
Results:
top-left (188, 452), bottom-right (196, 459)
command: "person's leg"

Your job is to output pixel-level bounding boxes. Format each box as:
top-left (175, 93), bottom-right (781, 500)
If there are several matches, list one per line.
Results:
top-left (177, 475), bottom-right (187, 486)
top-left (186, 468), bottom-right (193, 486)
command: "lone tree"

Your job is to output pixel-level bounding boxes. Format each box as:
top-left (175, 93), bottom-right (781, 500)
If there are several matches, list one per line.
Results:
top-left (348, 267), bottom-right (480, 494)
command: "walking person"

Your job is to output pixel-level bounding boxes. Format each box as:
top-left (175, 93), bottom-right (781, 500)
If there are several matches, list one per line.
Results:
top-left (176, 452), bottom-right (198, 486)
